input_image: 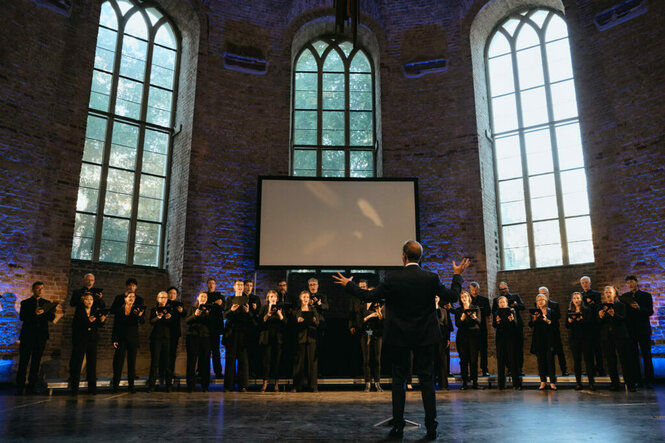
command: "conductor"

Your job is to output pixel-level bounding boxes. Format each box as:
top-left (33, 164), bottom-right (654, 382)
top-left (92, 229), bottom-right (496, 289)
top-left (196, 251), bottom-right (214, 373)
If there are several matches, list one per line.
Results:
top-left (333, 240), bottom-right (469, 440)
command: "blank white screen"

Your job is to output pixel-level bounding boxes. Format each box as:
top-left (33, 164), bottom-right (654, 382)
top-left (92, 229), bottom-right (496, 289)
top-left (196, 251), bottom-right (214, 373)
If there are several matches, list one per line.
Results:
top-left (258, 179), bottom-right (417, 267)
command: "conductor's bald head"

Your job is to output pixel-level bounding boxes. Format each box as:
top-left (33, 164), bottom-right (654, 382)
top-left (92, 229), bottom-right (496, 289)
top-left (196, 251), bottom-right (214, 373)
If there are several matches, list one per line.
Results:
top-left (402, 240), bottom-right (423, 264)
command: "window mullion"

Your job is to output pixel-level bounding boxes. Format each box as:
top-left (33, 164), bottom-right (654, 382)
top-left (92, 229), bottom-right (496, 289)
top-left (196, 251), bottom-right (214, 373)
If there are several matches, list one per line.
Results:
top-left (317, 52), bottom-right (323, 177)
top-left (126, 22), bottom-right (156, 266)
top-left (539, 19), bottom-right (570, 265)
top-left (344, 53), bottom-right (350, 177)
top-left (92, 16), bottom-right (127, 263)
top-left (510, 35), bottom-right (536, 269)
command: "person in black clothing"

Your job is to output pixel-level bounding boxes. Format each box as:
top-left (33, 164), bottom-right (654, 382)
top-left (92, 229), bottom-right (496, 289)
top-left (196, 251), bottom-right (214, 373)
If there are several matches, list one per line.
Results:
top-left (334, 242), bottom-right (468, 441)
top-left (494, 281), bottom-right (525, 375)
top-left (492, 296), bottom-right (521, 390)
top-left (566, 292), bottom-right (595, 390)
top-left (70, 273), bottom-right (105, 309)
top-left (599, 285), bottom-right (635, 391)
top-left (147, 291), bottom-right (174, 392)
top-left (112, 291), bottom-right (144, 393)
top-left (538, 287), bottom-right (568, 376)
top-left (16, 282), bottom-right (62, 395)
top-left (277, 280), bottom-right (297, 383)
top-left (361, 299), bottom-right (384, 392)
top-left (70, 292), bottom-right (107, 395)
top-left (529, 294), bottom-right (557, 390)
top-left (469, 282), bottom-right (490, 376)
top-left (292, 290), bottom-right (320, 392)
top-left (185, 291), bottom-right (212, 392)
top-left (434, 296), bottom-right (453, 390)
top-left (111, 278), bottom-right (144, 314)
top-left (623, 275), bottom-right (654, 388)
top-left (205, 278), bottom-right (225, 379)
top-left (308, 277), bottom-right (329, 325)
top-left (348, 281), bottom-right (366, 380)
top-left (455, 290), bottom-right (482, 390)
top-left (258, 290), bottom-right (287, 392)
top-left (244, 279), bottom-right (262, 378)
top-left (580, 276), bottom-right (605, 376)
top-left (224, 280), bottom-right (255, 392)
top-left (166, 286), bottom-right (185, 380)
top-left (68, 273), bottom-right (105, 385)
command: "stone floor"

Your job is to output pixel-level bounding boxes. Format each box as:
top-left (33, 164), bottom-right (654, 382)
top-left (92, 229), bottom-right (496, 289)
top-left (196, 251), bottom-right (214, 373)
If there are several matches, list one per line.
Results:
top-left (1, 384), bottom-right (665, 441)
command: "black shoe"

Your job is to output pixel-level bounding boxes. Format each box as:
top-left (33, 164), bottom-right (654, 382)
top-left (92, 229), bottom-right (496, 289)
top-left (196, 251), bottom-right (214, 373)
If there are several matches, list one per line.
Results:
top-left (425, 421), bottom-right (438, 440)
top-left (562, 372), bottom-right (569, 377)
top-left (240, 388), bottom-right (247, 393)
top-left (575, 384), bottom-right (582, 391)
top-left (472, 382), bottom-right (483, 390)
top-left (482, 371), bottom-right (490, 377)
top-left (388, 426), bottom-right (404, 438)
top-left (498, 385), bottom-right (505, 390)
top-left (460, 384), bottom-right (468, 390)
top-left (589, 383), bottom-right (596, 391)
top-left (513, 385), bottom-right (522, 391)
top-left (15, 387), bottom-right (24, 396)
top-left (129, 387), bottom-right (137, 394)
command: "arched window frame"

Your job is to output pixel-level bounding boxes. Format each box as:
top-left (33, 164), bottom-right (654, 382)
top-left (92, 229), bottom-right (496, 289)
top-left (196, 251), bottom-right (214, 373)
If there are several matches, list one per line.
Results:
top-left (484, 7), bottom-right (594, 270)
top-left (291, 36), bottom-right (377, 178)
top-left (72, 0), bottom-right (181, 268)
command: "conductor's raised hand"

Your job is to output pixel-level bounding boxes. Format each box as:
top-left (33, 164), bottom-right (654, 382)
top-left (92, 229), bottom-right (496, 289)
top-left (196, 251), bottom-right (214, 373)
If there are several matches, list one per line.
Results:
top-left (452, 258), bottom-right (470, 275)
top-left (332, 272), bottom-right (353, 287)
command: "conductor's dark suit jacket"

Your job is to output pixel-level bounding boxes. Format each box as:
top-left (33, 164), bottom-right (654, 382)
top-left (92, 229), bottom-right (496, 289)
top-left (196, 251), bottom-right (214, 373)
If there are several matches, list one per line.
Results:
top-left (344, 264), bottom-right (463, 347)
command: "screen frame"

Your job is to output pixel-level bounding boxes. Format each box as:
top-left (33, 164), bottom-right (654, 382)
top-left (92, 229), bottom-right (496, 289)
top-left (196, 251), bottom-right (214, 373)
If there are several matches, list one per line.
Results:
top-left (255, 176), bottom-right (420, 270)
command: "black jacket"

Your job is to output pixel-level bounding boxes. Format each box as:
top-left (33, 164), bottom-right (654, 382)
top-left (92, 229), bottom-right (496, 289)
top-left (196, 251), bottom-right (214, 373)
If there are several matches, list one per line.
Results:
top-left (492, 307), bottom-right (519, 339)
top-left (529, 307), bottom-right (555, 354)
top-left (149, 306), bottom-right (174, 341)
top-left (597, 300), bottom-right (629, 340)
top-left (112, 305), bottom-right (144, 345)
top-left (622, 290), bottom-right (653, 337)
top-left (293, 307), bottom-right (320, 344)
top-left (454, 305), bottom-right (481, 338)
top-left (565, 306), bottom-right (594, 342)
top-left (344, 265), bottom-right (462, 347)
top-left (470, 295), bottom-right (490, 332)
top-left (223, 299), bottom-right (256, 345)
top-left (111, 293), bottom-right (145, 315)
top-left (361, 302), bottom-right (384, 336)
top-left (207, 292), bottom-right (226, 336)
top-left (166, 299), bottom-right (186, 338)
top-left (72, 305), bottom-right (105, 345)
top-left (258, 304), bottom-right (287, 345)
top-left (19, 297), bottom-right (56, 341)
top-left (70, 286), bottom-right (106, 309)
top-left (581, 289), bottom-right (601, 309)
top-left (436, 306), bottom-right (454, 340)
top-left (492, 293), bottom-right (525, 327)
top-left (185, 305), bottom-right (211, 338)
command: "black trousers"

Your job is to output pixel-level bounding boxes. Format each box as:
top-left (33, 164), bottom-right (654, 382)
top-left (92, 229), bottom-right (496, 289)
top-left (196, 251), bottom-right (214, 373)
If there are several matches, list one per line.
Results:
top-left (69, 338), bottom-right (97, 393)
top-left (148, 337), bottom-right (172, 388)
top-left (209, 333), bottom-right (223, 377)
top-left (293, 342), bottom-right (317, 390)
top-left (458, 333), bottom-right (480, 384)
top-left (536, 348), bottom-right (557, 383)
top-left (186, 335), bottom-right (210, 390)
top-left (479, 326), bottom-right (488, 372)
top-left (434, 341), bottom-right (449, 388)
top-left (629, 333), bottom-right (654, 384)
top-left (390, 344), bottom-right (437, 429)
top-left (553, 328), bottom-right (568, 373)
top-left (591, 325), bottom-right (605, 373)
top-left (168, 335), bottom-right (180, 377)
top-left (361, 333), bottom-right (382, 383)
top-left (262, 341), bottom-right (282, 382)
top-left (224, 333), bottom-right (249, 390)
top-left (112, 341), bottom-right (138, 388)
top-left (16, 337), bottom-right (47, 389)
top-left (570, 336), bottom-right (595, 384)
top-left (496, 336), bottom-right (520, 388)
top-left (603, 334), bottom-right (632, 386)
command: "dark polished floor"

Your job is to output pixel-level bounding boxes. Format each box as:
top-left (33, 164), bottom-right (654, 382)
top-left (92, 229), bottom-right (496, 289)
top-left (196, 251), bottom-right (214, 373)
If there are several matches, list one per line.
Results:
top-left (2, 384), bottom-right (665, 442)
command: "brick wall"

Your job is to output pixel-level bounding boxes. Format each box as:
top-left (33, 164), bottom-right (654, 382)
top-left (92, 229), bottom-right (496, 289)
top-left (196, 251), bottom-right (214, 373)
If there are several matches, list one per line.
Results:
top-left (0, 0), bottom-right (663, 382)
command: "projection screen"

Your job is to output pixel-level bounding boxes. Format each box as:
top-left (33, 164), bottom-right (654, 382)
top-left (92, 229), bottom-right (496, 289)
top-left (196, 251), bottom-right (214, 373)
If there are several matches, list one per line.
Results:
top-left (257, 177), bottom-right (419, 268)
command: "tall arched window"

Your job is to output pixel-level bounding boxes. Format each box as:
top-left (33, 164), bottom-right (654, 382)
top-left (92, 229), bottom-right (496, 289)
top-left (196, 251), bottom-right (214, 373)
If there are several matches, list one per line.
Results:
top-left (72, 0), bottom-right (180, 267)
top-left (292, 38), bottom-right (376, 177)
top-left (487, 9), bottom-right (593, 270)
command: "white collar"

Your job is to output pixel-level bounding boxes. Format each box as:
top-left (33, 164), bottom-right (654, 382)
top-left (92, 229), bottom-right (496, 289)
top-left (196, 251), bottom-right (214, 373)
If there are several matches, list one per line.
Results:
top-left (405, 262), bottom-right (420, 267)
